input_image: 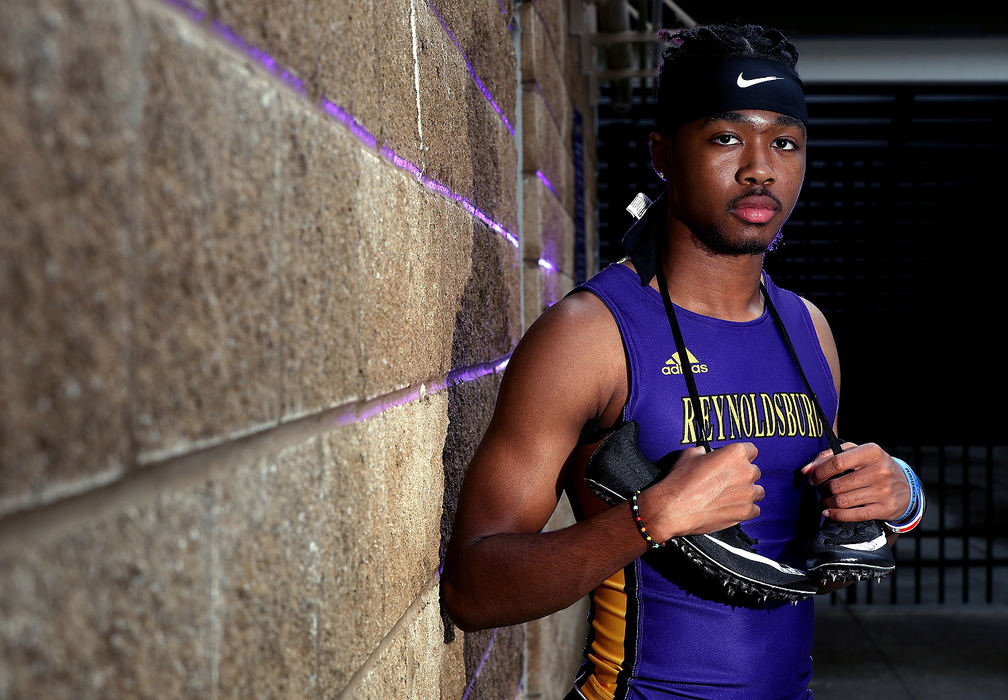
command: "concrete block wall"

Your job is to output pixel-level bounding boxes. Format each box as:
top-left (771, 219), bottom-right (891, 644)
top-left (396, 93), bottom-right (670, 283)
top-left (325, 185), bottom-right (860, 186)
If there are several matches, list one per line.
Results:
top-left (1, 0), bottom-right (596, 697)
top-left (520, 0), bottom-right (597, 321)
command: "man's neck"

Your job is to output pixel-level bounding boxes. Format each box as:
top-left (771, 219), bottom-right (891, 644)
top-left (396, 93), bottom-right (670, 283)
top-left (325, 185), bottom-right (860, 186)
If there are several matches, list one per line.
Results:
top-left (651, 235), bottom-right (767, 322)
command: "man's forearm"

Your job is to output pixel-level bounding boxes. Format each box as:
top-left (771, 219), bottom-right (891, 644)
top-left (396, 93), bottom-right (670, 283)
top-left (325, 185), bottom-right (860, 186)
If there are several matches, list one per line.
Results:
top-left (441, 502), bottom-right (647, 631)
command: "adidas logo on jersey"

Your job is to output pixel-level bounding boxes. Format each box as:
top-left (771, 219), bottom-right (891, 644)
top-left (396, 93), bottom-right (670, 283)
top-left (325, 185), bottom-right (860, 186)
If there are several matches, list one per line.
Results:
top-left (662, 348), bottom-right (708, 376)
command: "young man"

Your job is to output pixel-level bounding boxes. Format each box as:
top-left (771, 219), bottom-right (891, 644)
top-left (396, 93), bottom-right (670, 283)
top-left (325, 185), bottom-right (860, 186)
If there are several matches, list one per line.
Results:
top-left (441, 24), bottom-right (924, 699)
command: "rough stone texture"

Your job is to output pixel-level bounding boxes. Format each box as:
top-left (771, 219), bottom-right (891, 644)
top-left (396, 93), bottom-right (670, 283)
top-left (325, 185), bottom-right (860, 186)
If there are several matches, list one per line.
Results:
top-left (415, 0), bottom-right (519, 236)
top-left (523, 87), bottom-right (573, 217)
top-left (473, 96), bottom-right (520, 237)
top-left (353, 583), bottom-right (447, 699)
top-left (526, 597), bottom-right (590, 698)
top-left (0, 0), bottom-right (137, 510)
top-left (276, 105), bottom-right (364, 420)
top-left (215, 440), bottom-right (327, 697)
top-left (523, 174), bottom-right (575, 272)
top-left (441, 630), bottom-right (468, 700)
top-left (135, 7), bottom-right (283, 460)
top-left (0, 486), bottom-right (213, 699)
top-left (414, 0), bottom-right (476, 204)
top-left (523, 262), bottom-right (546, 323)
top-left (1, 2), bottom-right (597, 699)
top-left (437, 370), bottom-right (504, 581)
top-left (210, 0), bottom-right (422, 167)
top-left (530, 0), bottom-right (567, 75)
top-left (446, 228), bottom-right (522, 373)
top-left (316, 396), bottom-right (449, 692)
top-left (520, 2), bottom-right (572, 151)
top-left (426, 0), bottom-right (517, 130)
top-left (463, 624), bottom-right (525, 700)
top-left (437, 369), bottom-right (507, 650)
top-left (523, 261), bottom-right (574, 327)
top-left (356, 156), bottom-right (478, 398)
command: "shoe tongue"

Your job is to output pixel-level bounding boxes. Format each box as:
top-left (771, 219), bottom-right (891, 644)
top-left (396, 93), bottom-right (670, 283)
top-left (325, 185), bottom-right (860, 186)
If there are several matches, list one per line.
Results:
top-left (823, 519), bottom-right (875, 543)
top-left (734, 525), bottom-right (758, 547)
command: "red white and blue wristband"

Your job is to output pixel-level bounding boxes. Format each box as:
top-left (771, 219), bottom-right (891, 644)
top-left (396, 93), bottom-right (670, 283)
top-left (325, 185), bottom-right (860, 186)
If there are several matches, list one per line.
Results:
top-left (884, 457), bottom-right (925, 534)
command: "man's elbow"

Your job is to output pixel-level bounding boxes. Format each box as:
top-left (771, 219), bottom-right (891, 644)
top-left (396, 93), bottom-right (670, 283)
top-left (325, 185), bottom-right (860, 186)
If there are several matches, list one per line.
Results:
top-left (439, 573), bottom-right (489, 633)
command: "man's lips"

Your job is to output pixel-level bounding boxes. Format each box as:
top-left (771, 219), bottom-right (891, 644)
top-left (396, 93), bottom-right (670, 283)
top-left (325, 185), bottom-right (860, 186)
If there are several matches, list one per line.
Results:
top-left (731, 194), bottom-right (781, 224)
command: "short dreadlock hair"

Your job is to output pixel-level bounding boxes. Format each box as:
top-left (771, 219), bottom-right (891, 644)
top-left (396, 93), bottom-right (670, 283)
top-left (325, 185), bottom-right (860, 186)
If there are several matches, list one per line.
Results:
top-left (657, 24), bottom-right (800, 74)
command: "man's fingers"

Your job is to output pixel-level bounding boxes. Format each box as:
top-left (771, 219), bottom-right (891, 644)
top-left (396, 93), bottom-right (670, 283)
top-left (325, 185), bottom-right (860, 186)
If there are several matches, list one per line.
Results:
top-left (804, 443), bottom-right (862, 485)
top-left (820, 485), bottom-right (876, 511)
top-left (740, 441), bottom-right (758, 462)
top-left (800, 448), bottom-right (834, 476)
top-left (822, 504), bottom-right (887, 522)
top-left (801, 442), bottom-right (858, 477)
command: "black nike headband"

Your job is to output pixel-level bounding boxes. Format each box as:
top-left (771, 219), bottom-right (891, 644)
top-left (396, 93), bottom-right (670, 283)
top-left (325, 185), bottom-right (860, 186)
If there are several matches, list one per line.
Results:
top-left (656, 56), bottom-right (808, 134)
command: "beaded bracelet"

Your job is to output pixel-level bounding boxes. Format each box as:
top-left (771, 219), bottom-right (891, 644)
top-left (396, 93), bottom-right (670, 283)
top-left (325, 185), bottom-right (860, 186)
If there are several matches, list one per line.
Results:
top-left (631, 491), bottom-right (664, 549)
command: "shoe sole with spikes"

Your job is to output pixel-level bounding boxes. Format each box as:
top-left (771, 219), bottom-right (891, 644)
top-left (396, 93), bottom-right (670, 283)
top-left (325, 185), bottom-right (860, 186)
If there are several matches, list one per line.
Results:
top-left (667, 531), bottom-right (819, 604)
top-left (807, 519), bottom-right (895, 586)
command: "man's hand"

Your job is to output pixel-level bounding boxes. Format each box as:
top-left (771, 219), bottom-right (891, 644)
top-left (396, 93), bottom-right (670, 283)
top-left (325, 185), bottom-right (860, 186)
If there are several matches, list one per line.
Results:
top-left (641, 442), bottom-right (764, 541)
top-left (801, 442), bottom-right (910, 522)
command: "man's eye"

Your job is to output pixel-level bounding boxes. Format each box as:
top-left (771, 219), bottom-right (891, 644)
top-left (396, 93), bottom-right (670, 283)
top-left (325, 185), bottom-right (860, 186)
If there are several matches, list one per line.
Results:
top-left (714, 134), bottom-right (740, 145)
top-left (775, 138), bottom-right (798, 151)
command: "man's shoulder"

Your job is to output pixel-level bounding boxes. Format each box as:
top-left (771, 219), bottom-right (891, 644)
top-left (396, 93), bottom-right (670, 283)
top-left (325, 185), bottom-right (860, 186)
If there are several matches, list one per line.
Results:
top-left (498, 275), bottom-right (628, 429)
top-left (764, 273), bottom-right (826, 323)
top-left (514, 274), bottom-right (628, 379)
top-left (532, 283), bottom-right (619, 342)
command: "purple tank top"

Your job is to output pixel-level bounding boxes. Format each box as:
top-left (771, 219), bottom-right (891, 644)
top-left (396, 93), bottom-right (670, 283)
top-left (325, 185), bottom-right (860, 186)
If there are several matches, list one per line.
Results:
top-left (573, 263), bottom-right (838, 700)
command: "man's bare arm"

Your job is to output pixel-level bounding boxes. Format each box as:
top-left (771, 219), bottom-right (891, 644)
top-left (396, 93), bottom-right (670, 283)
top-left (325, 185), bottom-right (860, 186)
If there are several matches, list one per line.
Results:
top-left (441, 292), bottom-right (765, 631)
top-left (440, 292), bottom-right (643, 630)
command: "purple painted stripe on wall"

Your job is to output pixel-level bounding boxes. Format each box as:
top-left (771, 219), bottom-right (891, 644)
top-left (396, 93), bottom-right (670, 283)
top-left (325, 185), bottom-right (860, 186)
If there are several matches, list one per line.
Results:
top-left (536, 169), bottom-right (559, 199)
top-left (320, 99), bottom-right (379, 150)
top-left (461, 628), bottom-right (499, 700)
top-left (156, 0), bottom-right (519, 248)
top-left (211, 20), bottom-right (307, 96)
top-left (425, 1), bottom-right (515, 136)
top-left (331, 353), bottom-right (512, 427)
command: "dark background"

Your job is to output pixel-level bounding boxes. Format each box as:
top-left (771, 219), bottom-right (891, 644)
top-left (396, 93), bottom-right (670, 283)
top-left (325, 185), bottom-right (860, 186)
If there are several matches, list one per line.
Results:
top-left (666, 1), bottom-right (1008, 38)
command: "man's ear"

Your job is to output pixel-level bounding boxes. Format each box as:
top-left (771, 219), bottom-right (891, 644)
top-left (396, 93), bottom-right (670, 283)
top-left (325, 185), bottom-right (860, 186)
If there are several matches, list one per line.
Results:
top-left (649, 131), bottom-right (672, 181)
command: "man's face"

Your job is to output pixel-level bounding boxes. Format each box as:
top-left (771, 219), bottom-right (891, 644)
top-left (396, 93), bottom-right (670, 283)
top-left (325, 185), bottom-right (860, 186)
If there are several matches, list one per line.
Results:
top-left (651, 109), bottom-right (807, 256)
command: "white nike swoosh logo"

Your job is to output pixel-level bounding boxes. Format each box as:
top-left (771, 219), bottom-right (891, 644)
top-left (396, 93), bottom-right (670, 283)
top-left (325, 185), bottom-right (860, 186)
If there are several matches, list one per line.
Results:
top-left (838, 534), bottom-right (888, 551)
top-left (737, 73), bottom-right (782, 88)
top-left (701, 534), bottom-right (807, 575)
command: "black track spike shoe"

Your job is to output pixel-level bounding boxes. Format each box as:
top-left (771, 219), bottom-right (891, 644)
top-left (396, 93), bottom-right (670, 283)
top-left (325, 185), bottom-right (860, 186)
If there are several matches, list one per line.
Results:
top-left (807, 519), bottom-right (895, 585)
top-left (584, 421), bottom-right (818, 605)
